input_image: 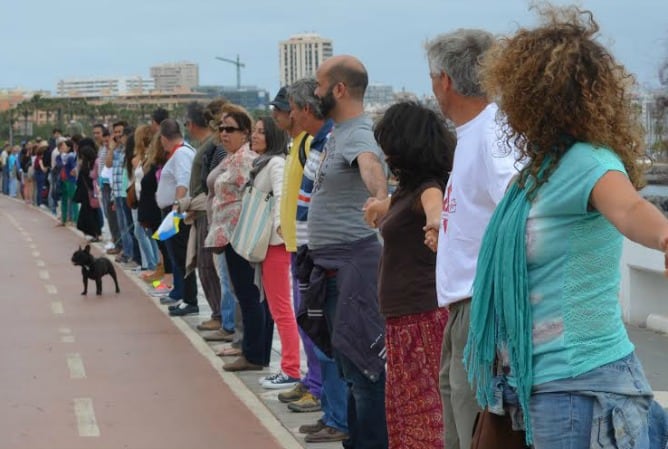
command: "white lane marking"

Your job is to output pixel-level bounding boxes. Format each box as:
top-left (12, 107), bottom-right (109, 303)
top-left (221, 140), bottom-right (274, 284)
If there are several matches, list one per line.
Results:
top-left (61, 336), bottom-right (75, 343)
top-left (45, 285), bottom-right (57, 295)
top-left (66, 353), bottom-right (86, 379)
top-left (27, 239), bottom-right (34, 244)
top-left (39, 270), bottom-right (50, 280)
top-left (36, 260), bottom-right (45, 267)
top-left (73, 398), bottom-right (100, 437)
top-left (32, 251), bottom-right (40, 257)
top-left (51, 302), bottom-right (64, 315)
top-left (655, 391), bottom-right (668, 408)
top-left (59, 327), bottom-right (71, 334)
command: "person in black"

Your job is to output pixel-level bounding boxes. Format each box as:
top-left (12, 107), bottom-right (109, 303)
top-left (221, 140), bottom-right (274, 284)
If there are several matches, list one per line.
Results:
top-left (75, 140), bottom-right (102, 241)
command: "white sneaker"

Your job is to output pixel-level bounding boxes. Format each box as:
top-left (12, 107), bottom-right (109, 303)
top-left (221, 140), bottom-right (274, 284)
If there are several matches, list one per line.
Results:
top-left (260, 372), bottom-right (300, 390)
top-left (258, 372), bottom-right (281, 385)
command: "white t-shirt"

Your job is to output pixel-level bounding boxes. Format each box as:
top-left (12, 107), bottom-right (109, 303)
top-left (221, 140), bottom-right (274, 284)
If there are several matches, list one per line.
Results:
top-left (436, 103), bottom-right (520, 307)
top-left (156, 143), bottom-right (195, 209)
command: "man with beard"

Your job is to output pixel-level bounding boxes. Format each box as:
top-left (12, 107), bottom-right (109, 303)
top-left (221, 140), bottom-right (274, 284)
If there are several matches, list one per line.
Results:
top-left (305, 54), bottom-right (389, 449)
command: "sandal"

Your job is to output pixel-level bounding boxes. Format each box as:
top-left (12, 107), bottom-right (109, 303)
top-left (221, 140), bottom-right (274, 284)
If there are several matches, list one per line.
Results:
top-left (215, 347), bottom-right (242, 357)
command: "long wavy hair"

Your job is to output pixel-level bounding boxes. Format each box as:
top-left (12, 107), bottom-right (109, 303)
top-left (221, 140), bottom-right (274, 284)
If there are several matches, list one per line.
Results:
top-left (481, 4), bottom-right (645, 191)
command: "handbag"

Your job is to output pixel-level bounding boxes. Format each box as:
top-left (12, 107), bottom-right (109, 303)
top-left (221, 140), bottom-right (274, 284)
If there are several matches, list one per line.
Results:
top-left (88, 184), bottom-right (100, 209)
top-left (230, 184), bottom-right (274, 263)
top-left (126, 183), bottom-right (138, 209)
top-left (471, 355), bottom-right (529, 449)
top-left (471, 408), bottom-right (529, 449)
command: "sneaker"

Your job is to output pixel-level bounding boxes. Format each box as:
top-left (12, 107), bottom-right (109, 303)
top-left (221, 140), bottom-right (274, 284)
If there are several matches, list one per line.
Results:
top-left (304, 426), bottom-right (348, 443)
top-left (287, 392), bottom-right (322, 413)
top-left (169, 303), bottom-right (199, 316)
top-left (149, 283), bottom-right (172, 297)
top-left (298, 418), bottom-right (326, 434)
top-left (259, 371), bottom-right (282, 385)
top-left (278, 382), bottom-right (308, 403)
top-left (261, 372), bottom-right (300, 390)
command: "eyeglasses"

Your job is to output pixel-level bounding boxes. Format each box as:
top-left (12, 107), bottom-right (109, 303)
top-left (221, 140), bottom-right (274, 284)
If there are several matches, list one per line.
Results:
top-left (219, 126), bottom-right (241, 133)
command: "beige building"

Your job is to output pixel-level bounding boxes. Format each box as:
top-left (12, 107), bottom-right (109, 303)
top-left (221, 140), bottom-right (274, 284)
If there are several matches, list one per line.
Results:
top-left (279, 33), bottom-right (333, 87)
top-left (56, 76), bottom-right (155, 97)
top-left (150, 62), bottom-right (199, 92)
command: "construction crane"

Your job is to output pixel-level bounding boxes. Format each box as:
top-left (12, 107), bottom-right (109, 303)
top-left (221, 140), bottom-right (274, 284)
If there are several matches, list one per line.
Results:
top-left (215, 55), bottom-right (245, 89)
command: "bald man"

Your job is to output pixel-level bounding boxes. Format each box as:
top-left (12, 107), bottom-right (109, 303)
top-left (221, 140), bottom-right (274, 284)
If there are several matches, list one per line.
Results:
top-left (302, 55), bottom-right (389, 448)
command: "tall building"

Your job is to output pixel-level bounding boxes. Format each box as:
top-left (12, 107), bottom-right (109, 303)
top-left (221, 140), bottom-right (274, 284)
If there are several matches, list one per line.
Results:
top-left (56, 76), bottom-right (154, 97)
top-left (150, 62), bottom-right (199, 92)
top-left (279, 33), bottom-right (333, 87)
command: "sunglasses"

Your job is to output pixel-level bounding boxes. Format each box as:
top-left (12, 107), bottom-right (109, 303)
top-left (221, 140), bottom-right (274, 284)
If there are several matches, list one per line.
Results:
top-left (219, 125), bottom-right (241, 133)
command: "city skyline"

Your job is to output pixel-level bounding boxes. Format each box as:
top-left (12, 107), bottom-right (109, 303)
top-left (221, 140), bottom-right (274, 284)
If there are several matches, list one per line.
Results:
top-left (1, 0), bottom-right (667, 98)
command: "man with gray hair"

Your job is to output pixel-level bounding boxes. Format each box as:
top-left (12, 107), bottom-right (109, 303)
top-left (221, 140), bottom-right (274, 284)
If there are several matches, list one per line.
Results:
top-left (425, 30), bottom-right (519, 449)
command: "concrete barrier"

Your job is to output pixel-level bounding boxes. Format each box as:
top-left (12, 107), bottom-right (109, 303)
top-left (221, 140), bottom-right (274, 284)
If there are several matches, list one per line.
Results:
top-left (620, 238), bottom-right (668, 333)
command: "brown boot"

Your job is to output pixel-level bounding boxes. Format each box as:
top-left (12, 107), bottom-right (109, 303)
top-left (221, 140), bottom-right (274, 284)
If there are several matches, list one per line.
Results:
top-left (142, 262), bottom-right (164, 283)
top-left (304, 426), bottom-right (348, 443)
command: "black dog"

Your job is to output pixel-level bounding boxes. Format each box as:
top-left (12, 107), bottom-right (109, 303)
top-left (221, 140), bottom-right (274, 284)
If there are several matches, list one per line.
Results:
top-left (71, 244), bottom-right (120, 296)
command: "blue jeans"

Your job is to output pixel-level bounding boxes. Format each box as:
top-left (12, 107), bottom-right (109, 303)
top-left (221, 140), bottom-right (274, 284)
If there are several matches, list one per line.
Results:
top-left (528, 352), bottom-right (653, 449)
top-left (216, 253), bottom-right (236, 332)
top-left (132, 209), bottom-right (158, 270)
top-left (114, 196), bottom-right (134, 260)
top-left (325, 278), bottom-right (388, 449)
top-left (314, 345), bottom-right (349, 434)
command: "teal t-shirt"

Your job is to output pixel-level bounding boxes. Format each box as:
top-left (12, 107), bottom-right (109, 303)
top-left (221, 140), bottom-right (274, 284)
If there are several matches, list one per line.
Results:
top-left (525, 142), bottom-right (634, 386)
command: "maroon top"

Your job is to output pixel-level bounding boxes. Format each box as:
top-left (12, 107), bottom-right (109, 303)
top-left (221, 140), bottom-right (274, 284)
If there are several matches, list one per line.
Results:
top-left (378, 180), bottom-right (443, 318)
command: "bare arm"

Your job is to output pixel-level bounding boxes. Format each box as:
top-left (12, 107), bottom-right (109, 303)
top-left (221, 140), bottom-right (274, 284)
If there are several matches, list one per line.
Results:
top-left (590, 171), bottom-right (668, 276)
top-left (421, 187), bottom-right (443, 252)
top-left (357, 152), bottom-right (387, 200)
top-left (105, 146), bottom-right (114, 168)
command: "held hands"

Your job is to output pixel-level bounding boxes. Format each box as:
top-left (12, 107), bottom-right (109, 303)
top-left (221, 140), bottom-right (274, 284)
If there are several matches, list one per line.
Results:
top-left (363, 197), bottom-right (390, 229)
top-left (423, 223), bottom-right (439, 253)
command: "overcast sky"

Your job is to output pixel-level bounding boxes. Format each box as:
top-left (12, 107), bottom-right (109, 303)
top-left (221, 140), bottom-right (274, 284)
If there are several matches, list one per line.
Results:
top-left (1, 0), bottom-right (666, 98)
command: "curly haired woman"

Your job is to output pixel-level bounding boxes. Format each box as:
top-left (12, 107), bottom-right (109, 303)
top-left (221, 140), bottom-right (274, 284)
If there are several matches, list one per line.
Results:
top-left (464, 5), bottom-right (668, 449)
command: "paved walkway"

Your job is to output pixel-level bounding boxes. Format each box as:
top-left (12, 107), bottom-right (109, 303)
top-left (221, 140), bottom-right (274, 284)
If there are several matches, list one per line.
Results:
top-left (1, 195), bottom-right (666, 449)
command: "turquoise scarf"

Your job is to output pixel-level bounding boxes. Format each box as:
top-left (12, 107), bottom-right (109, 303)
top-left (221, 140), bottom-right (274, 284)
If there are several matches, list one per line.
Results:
top-left (463, 178), bottom-right (535, 444)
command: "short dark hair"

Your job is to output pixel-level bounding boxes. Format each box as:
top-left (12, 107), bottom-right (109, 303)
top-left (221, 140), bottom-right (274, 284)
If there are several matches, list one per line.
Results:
top-left (122, 126), bottom-right (135, 137)
top-left (71, 134), bottom-right (83, 145)
top-left (374, 101), bottom-right (455, 192)
top-left (112, 120), bottom-right (128, 130)
top-left (160, 119), bottom-right (182, 140)
top-left (52, 128), bottom-right (62, 135)
top-left (327, 62), bottom-right (368, 100)
top-left (78, 137), bottom-right (97, 150)
top-left (185, 102), bottom-right (207, 128)
top-left (102, 128), bottom-right (110, 137)
top-left (254, 116), bottom-right (289, 157)
top-left (92, 124), bottom-right (106, 132)
top-left (152, 107), bottom-right (169, 125)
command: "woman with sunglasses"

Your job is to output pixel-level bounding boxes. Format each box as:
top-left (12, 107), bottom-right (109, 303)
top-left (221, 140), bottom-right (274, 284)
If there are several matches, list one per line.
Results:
top-left (205, 105), bottom-right (274, 372)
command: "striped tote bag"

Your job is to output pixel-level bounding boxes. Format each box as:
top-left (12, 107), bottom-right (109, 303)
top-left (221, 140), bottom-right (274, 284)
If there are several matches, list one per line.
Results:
top-left (230, 184), bottom-right (274, 263)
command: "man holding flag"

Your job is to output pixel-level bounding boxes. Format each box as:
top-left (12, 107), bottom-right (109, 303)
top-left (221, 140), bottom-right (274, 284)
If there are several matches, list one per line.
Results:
top-left (155, 119), bottom-right (199, 316)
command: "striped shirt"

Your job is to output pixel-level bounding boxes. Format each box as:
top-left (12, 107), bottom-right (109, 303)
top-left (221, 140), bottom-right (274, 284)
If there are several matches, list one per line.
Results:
top-left (295, 119), bottom-right (333, 246)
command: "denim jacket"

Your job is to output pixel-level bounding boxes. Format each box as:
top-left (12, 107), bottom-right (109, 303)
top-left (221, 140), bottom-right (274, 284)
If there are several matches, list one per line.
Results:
top-left (492, 352), bottom-right (665, 448)
top-left (296, 235), bottom-right (386, 381)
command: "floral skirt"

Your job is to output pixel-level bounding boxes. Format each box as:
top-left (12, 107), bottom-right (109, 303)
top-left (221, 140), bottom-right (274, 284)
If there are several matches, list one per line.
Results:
top-left (385, 307), bottom-right (449, 449)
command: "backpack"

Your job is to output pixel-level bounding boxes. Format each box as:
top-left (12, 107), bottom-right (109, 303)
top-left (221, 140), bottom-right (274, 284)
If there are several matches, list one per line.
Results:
top-left (297, 136), bottom-right (308, 167)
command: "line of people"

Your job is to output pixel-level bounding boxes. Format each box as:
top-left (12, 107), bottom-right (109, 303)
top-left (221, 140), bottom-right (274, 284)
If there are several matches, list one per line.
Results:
top-left (8, 5), bottom-right (668, 448)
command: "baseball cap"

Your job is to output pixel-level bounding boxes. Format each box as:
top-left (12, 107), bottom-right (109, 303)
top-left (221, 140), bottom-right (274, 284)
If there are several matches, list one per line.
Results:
top-left (269, 87), bottom-right (290, 112)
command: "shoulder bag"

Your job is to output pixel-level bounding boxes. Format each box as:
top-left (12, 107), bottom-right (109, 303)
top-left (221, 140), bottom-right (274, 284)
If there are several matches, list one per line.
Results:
top-left (230, 184), bottom-right (274, 263)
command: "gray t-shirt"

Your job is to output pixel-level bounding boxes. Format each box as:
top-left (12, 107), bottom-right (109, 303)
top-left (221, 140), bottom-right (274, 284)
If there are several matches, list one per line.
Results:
top-left (308, 114), bottom-right (384, 249)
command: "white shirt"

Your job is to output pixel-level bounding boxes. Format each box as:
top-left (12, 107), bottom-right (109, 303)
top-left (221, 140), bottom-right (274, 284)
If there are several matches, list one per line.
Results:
top-left (436, 103), bottom-right (520, 307)
top-left (156, 143), bottom-right (195, 209)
